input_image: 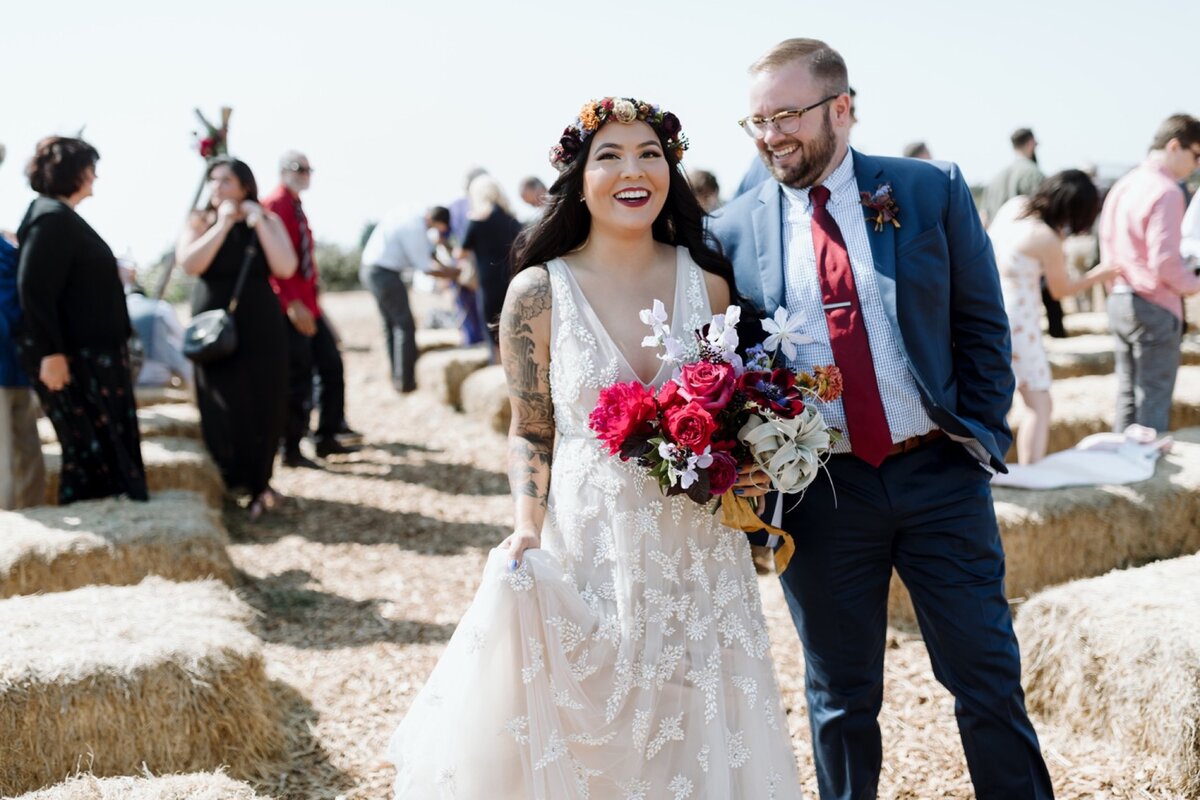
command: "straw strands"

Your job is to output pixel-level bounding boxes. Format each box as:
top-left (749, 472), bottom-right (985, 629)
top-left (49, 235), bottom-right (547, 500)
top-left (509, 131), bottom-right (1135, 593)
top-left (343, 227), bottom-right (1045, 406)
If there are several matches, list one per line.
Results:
top-left (1008, 365), bottom-right (1200, 457)
top-left (42, 437), bottom-right (223, 507)
top-left (12, 770), bottom-right (270, 799)
top-left (889, 427), bottom-right (1200, 628)
top-left (1015, 554), bottom-right (1200, 796)
top-left (0, 578), bottom-right (285, 796)
top-left (38, 405), bottom-right (202, 445)
top-left (0, 490), bottom-right (232, 598)
top-left (460, 364), bottom-right (511, 434)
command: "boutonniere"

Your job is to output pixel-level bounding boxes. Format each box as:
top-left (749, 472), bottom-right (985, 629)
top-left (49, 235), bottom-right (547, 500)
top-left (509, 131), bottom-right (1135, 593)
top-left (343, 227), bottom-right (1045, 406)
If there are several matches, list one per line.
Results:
top-left (861, 183), bottom-right (900, 232)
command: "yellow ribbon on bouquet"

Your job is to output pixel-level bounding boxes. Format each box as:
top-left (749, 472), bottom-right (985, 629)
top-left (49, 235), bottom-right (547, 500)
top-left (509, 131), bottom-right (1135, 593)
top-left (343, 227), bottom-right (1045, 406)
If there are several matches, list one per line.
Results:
top-left (719, 490), bottom-right (795, 574)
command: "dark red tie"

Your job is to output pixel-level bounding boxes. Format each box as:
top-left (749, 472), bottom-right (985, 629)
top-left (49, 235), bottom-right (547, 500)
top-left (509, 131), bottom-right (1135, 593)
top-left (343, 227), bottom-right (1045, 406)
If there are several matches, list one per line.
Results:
top-left (810, 185), bottom-right (892, 467)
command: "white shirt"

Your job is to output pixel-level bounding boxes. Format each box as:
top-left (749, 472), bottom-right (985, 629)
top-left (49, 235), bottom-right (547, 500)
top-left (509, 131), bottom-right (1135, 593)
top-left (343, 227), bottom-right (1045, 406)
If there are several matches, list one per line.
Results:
top-left (1183, 190), bottom-right (1200, 266)
top-left (360, 209), bottom-right (433, 273)
top-left (780, 148), bottom-right (935, 453)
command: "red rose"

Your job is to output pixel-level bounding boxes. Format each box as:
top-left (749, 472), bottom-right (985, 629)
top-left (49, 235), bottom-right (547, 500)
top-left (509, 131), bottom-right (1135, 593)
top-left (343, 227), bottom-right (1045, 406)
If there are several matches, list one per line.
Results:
top-left (737, 369), bottom-right (805, 418)
top-left (706, 451), bottom-right (739, 496)
top-left (657, 380), bottom-right (686, 409)
top-left (678, 361), bottom-right (735, 412)
top-left (199, 137), bottom-right (216, 158)
top-left (663, 401), bottom-right (716, 452)
top-left (588, 381), bottom-right (659, 457)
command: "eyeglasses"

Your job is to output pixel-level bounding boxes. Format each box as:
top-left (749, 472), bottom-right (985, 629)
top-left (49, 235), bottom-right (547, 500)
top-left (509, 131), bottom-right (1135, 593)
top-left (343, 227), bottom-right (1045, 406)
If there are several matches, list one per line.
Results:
top-left (738, 95), bottom-right (840, 139)
top-left (286, 163), bottom-right (314, 174)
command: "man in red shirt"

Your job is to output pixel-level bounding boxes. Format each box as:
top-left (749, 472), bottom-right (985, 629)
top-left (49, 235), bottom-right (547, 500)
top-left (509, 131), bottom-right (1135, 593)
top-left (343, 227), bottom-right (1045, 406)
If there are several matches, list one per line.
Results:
top-left (264, 150), bottom-right (358, 466)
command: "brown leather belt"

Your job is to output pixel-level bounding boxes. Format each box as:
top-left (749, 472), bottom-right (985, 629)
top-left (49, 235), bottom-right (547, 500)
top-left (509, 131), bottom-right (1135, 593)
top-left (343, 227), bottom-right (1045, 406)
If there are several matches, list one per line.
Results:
top-left (886, 428), bottom-right (944, 456)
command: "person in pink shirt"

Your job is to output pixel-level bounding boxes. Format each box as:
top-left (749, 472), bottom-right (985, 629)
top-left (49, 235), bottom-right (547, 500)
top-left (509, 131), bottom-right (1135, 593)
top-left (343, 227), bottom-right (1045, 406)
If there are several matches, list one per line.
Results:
top-left (1099, 113), bottom-right (1200, 433)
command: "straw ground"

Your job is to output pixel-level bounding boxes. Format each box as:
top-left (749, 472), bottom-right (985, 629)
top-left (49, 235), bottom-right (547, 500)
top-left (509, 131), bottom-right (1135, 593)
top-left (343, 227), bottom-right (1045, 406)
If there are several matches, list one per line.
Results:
top-left (13, 770), bottom-right (268, 800)
top-left (196, 290), bottom-right (1181, 799)
top-left (0, 490), bottom-right (231, 598)
top-left (0, 578), bottom-right (285, 796)
top-left (1016, 554), bottom-right (1200, 795)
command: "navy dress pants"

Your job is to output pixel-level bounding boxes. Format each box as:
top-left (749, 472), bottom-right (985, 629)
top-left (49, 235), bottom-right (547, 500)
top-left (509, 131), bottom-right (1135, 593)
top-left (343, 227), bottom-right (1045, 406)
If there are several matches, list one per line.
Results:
top-left (777, 437), bottom-right (1054, 800)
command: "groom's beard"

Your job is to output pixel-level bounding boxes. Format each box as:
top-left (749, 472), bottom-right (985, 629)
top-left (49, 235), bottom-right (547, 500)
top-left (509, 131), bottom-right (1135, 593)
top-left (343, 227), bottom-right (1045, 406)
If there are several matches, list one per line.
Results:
top-left (762, 110), bottom-right (838, 189)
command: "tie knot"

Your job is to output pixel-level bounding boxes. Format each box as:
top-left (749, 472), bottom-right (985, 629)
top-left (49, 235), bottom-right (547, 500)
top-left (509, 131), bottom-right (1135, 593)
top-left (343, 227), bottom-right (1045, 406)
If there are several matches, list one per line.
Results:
top-left (811, 185), bottom-right (831, 209)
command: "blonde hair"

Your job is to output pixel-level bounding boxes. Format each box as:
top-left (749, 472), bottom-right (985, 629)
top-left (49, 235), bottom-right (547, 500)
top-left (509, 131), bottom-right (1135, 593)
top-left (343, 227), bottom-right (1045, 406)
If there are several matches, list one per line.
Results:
top-left (467, 174), bottom-right (512, 221)
top-left (749, 38), bottom-right (849, 97)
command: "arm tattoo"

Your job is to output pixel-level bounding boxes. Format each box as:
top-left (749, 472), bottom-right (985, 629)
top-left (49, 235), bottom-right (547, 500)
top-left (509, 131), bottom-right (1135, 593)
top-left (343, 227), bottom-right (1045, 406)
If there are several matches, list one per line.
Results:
top-left (501, 269), bottom-right (555, 511)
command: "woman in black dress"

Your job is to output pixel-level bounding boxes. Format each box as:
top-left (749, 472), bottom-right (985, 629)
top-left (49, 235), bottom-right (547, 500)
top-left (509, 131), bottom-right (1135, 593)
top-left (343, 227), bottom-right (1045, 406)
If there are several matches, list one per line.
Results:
top-left (457, 175), bottom-right (523, 357)
top-left (176, 157), bottom-right (297, 518)
top-left (17, 136), bottom-right (147, 505)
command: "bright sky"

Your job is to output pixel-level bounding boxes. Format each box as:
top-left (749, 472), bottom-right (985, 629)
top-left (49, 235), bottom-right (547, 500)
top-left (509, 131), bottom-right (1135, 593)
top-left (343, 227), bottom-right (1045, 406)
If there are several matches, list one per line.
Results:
top-left (3, 0), bottom-right (1197, 268)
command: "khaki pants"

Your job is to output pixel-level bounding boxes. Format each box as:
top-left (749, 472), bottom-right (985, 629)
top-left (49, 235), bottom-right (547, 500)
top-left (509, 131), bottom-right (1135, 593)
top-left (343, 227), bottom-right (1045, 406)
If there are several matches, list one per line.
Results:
top-left (0, 387), bottom-right (46, 509)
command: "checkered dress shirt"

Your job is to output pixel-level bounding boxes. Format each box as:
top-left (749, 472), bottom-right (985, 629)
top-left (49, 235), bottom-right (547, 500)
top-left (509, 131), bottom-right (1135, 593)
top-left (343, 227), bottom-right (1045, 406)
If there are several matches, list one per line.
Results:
top-left (780, 149), bottom-right (936, 453)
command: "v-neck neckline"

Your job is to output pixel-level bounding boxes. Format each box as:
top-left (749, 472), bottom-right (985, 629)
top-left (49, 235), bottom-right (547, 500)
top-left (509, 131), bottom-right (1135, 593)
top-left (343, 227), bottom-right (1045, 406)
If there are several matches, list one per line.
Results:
top-left (557, 247), bottom-right (683, 387)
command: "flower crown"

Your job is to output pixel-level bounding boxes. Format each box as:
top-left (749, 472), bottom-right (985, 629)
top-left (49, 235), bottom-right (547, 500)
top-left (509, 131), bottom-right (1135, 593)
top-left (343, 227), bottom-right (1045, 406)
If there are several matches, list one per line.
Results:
top-left (549, 97), bottom-right (689, 172)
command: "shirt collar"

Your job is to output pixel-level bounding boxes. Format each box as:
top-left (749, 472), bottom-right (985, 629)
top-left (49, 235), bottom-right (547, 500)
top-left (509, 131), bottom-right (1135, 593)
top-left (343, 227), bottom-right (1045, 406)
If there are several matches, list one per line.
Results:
top-left (780, 147), bottom-right (856, 214)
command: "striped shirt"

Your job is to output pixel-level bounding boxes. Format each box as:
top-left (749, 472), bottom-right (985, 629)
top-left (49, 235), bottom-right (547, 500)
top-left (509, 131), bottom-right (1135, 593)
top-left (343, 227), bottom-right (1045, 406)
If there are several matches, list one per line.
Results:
top-left (780, 149), bottom-right (936, 452)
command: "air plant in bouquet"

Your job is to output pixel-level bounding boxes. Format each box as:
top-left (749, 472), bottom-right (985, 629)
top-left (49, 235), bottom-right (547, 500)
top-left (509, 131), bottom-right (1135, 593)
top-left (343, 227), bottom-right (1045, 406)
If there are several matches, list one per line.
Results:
top-left (588, 301), bottom-right (843, 568)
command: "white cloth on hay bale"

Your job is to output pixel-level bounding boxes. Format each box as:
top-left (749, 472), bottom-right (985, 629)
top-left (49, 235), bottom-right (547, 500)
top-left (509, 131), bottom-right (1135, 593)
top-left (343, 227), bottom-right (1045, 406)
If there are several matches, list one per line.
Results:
top-left (993, 425), bottom-right (1172, 489)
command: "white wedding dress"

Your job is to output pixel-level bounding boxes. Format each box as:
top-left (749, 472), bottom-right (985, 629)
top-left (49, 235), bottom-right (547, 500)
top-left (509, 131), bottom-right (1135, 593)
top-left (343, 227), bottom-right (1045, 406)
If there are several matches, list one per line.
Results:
top-left (387, 246), bottom-right (804, 799)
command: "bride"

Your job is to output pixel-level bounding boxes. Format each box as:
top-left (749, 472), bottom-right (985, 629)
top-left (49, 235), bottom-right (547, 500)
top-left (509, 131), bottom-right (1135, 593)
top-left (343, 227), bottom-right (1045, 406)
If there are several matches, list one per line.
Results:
top-left (387, 97), bottom-right (804, 799)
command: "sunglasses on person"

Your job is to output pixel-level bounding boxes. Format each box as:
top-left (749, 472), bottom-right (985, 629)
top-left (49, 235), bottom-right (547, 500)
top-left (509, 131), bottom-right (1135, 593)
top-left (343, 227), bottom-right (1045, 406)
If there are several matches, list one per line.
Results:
top-left (286, 162), bottom-right (314, 174)
top-left (738, 95), bottom-right (840, 139)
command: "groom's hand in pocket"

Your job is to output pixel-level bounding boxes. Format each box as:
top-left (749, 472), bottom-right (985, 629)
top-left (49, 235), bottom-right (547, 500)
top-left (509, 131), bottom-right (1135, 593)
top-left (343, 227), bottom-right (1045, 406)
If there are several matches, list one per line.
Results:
top-left (500, 528), bottom-right (541, 570)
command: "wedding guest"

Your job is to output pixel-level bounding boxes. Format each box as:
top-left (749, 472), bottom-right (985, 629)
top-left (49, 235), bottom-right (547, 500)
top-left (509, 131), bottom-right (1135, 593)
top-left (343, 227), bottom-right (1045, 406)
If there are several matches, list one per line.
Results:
top-left (518, 176), bottom-right (547, 221)
top-left (688, 168), bottom-right (722, 212)
top-left (1101, 113), bottom-right (1200, 433)
top-left (1183, 185), bottom-right (1200, 268)
top-left (262, 150), bottom-right (359, 467)
top-left (456, 175), bottom-right (523, 355)
top-left (123, 271), bottom-right (193, 389)
top-left (177, 157), bottom-right (296, 519)
top-left (360, 206), bottom-right (454, 392)
top-left (17, 136), bottom-right (146, 504)
top-left (1, 157), bottom-right (46, 509)
top-left (449, 167), bottom-right (488, 345)
top-left (903, 141), bottom-right (932, 160)
top-left (990, 170), bottom-right (1120, 463)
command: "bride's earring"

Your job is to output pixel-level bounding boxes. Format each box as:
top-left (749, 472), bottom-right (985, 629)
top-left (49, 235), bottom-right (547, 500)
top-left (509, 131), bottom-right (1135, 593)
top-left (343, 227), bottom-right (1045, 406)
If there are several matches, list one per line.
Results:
top-left (579, 194), bottom-right (586, 203)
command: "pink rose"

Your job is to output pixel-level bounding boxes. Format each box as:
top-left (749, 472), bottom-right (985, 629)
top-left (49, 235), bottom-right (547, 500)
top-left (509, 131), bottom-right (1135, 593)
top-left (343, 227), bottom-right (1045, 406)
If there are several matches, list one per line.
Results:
top-left (588, 381), bottom-right (659, 457)
top-left (663, 401), bottom-right (716, 452)
top-left (678, 361), bottom-right (735, 412)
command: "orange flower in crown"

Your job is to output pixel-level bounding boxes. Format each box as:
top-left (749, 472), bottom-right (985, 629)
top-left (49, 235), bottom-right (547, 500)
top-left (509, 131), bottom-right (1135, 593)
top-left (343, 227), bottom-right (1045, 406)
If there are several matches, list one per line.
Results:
top-left (549, 96), bottom-right (690, 172)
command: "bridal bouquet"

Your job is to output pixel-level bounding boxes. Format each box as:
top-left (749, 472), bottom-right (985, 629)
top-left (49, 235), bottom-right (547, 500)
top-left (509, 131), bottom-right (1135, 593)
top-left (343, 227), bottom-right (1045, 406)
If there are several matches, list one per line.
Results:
top-left (588, 302), bottom-right (843, 565)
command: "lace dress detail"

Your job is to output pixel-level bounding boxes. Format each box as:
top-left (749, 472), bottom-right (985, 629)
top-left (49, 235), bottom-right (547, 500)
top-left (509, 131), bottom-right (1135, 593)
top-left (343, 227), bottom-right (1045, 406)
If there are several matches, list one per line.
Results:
top-left (387, 246), bottom-right (803, 799)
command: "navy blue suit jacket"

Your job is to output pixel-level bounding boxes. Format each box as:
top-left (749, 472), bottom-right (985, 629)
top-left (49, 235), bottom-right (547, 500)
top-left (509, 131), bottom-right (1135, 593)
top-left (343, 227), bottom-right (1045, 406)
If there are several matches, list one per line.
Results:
top-left (709, 150), bottom-right (1014, 472)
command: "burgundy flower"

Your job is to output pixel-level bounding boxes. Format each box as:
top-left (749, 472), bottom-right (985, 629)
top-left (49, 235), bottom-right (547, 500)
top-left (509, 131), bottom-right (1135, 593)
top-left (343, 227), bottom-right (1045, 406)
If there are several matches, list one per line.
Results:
top-left (706, 451), bottom-right (739, 496)
top-left (737, 369), bottom-right (805, 418)
top-left (660, 112), bottom-right (682, 140)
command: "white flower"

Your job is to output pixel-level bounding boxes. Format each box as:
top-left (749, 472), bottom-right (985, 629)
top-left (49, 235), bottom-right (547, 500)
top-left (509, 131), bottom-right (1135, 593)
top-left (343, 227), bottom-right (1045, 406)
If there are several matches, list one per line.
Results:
top-left (679, 447), bottom-right (713, 490)
top-left (761, 307), bottom-right (813, 361)
top-left (639, 299), bottom-right (669, 333)
top-left (612, 99), bottom-right (638, 123)
top-left (705, 304), bottom-right (742, 357)
top-left (738, 407), bottom-right (831, 494)
top-left (659, 336), bottom-right (685, 365)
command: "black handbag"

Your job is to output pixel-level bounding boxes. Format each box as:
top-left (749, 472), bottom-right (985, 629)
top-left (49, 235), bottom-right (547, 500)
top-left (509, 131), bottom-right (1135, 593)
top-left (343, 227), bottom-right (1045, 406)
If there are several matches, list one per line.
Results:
top-left (183, 237), bottom-right (258, 364)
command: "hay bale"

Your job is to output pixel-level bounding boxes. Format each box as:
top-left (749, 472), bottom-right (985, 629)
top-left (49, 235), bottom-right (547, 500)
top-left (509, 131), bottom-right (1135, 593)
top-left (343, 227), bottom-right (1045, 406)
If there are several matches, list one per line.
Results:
top-left (1049, 311), bottom-right (1108, 337)
top-left (414, 345), bottom-right (490, 409)
top-left (460, 364), bottom-right (511, 434)
top-left (1040, 333), bottom-right (1200, 380)
top-left (0, 490), bottom-right (231, 598)
top-left (0, 578), bottom-right (285, 796)
top-left (43, 437), bottom-right (223, 507)
top-left (134, 386), bottom-right (192, 409)
top-left (1008, 365), bottom-right (1200, 459)
top-left (415, 327), bottom-right (463, 354)
top-left (38, 405), bottom-right (201, 445)
top-left (13, 770), bottom-right (269, 799)
top-left (1014, 554), bottom-right (1200, 795)
top-left (890, 427), bottom-right (1200, 630)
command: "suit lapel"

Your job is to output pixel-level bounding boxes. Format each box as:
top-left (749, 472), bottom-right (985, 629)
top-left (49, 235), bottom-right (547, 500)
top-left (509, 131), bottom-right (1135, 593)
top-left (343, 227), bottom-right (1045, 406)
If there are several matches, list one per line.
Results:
top-left (752, 178), bottom-right (784, 314)
top-left (852, 149), bottom-right (902, 344)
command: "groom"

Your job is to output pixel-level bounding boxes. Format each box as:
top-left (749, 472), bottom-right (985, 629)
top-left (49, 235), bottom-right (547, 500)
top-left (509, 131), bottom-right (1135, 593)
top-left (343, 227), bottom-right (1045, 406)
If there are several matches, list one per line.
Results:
top-left (710, 39), bottom-right (1054, 799)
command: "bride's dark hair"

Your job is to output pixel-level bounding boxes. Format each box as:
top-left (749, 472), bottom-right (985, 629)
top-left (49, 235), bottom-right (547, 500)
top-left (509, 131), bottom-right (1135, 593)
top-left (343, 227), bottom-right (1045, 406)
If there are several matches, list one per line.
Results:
top-left (511, 124), bottom-right (737, 293)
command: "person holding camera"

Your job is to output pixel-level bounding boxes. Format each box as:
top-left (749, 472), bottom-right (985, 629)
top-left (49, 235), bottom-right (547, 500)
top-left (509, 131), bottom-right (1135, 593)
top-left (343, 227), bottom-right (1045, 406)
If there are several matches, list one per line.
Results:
top-left (176, 156), bottom-right (297, 519)
top-left (16, 136), bottom-right (146, 505)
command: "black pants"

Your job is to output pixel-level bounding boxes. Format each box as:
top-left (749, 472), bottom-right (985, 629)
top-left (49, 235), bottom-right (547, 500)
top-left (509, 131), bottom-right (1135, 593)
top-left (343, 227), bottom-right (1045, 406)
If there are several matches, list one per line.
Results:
top-left (363, 265), bottom-right (417, 391)
top-left (284, 314), bottom-right (345, 450)
top-left (1041, 277), bottom-right (1065, 338)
